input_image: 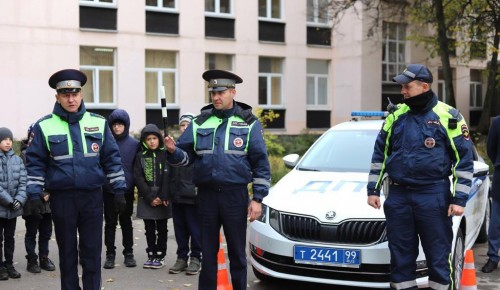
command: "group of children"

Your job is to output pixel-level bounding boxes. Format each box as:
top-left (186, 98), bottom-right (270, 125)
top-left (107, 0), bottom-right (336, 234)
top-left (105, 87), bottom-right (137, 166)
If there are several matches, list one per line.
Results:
top-left (0, 110), bottom-right (202, 282)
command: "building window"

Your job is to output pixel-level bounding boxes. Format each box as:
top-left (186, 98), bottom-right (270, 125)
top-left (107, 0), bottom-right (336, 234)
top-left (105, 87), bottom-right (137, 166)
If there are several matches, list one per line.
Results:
top-left (205, 0), bottom-right (232, 14)
top-left (145, 50), bottom-right (177, 107)
top-left (145, 0), bottom-right (176, 9)
top-left (146, 0), bottom-right (179, 34)
top-left (205, 0), bottom-right (234, 38)
top-left (258, 0), bottom-right (285, 42)
top-left (382, 22), bottom-right (406, 83)
top-left (307, 0), bottom-right (329, 25)
top-left (80, 46), bottom-right (116, 107)
top-left (307, 60), bottom-right (328, 107)
top-left (80, 0), bottom-right (116, 5)
top-left (259, 0), bottom-right (282, 19)
top-left (306, 0), bottom-right (331, 45)
top-left (259, 57), bottom-right (283, 107)
top-left (204, 53), bottom-right (233, 103)
top-left (470, 70), bottom-right (483, 110)
top-left (307, 59), bottom-right (330, 128)
top-left (80, 0), bottom-right (117, 30)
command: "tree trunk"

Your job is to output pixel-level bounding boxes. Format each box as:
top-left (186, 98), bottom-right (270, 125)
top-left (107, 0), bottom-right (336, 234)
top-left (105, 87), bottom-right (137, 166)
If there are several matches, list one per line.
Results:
top-left (477, 19), bottom-right (500, 133)
top-left (433, 0), bottom-right (456, 107)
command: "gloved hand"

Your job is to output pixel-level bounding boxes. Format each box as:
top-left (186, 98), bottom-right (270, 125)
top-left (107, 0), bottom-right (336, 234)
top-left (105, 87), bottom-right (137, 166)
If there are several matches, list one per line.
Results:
top-left (9, 199), bottom-right (22, 211)
top-left (114, 194), bottom-right (126, 215)
top-left (25, 199), bottom-right (44, 219)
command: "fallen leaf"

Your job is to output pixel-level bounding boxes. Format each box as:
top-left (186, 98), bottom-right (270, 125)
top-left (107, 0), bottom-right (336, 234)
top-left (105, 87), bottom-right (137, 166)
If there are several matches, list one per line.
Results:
top-left (183, 283), bottom-right (192, 286)
top-left (106, 278), bottom-right (114, 282)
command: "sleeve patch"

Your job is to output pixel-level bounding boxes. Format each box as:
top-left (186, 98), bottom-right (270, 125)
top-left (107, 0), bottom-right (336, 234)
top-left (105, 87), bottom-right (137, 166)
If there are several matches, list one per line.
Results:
top-left (461, 124), bottom-right (470, 140)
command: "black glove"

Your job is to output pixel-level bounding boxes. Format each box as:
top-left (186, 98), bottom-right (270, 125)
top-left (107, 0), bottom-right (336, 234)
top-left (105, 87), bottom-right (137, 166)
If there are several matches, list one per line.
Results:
top-left (9, 199), bottom-right (22, 211)
top-left (114, 194), bottom-right (126, 215)
top-left (25, 199), bottom-right (44, 219)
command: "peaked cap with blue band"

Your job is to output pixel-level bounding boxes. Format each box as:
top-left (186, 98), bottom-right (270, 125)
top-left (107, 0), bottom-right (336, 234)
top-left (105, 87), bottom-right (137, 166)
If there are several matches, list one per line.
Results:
top-left (202, 69), bottom-right (243, 92)
top-left (48, 69), bottom-right (87, 93)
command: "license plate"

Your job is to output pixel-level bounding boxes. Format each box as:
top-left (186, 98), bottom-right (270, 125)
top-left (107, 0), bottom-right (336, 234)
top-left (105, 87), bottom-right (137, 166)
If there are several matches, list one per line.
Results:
top-left (294, 245), bottom-right (361, 267)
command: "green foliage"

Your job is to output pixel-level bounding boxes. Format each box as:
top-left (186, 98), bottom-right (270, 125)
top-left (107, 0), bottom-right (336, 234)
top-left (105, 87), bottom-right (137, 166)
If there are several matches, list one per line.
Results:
top-left (277, 130), bottom-right (321, 156)
top-left (269, 155), bottom-right (291, 186)
top-left (254, 108), bottom-right (286, 156)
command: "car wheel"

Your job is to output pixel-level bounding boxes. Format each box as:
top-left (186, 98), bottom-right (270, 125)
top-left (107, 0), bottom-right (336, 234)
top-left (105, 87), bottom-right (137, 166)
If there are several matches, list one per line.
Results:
top-left (476, 197), bottom-right (491, 243)
top-left (451, 228), bottom-right (465, 290)
top-left (252, 266), bottom-right (272, 282)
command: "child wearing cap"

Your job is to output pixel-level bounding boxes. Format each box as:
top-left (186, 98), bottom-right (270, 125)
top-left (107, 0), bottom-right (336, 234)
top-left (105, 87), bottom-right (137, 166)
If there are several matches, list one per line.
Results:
top-left (167, 113), bottom-right (202, 275)
top-left (134, 124), bottom-right (171, 269)
top-left (0, 127), bottom-right (27, 280)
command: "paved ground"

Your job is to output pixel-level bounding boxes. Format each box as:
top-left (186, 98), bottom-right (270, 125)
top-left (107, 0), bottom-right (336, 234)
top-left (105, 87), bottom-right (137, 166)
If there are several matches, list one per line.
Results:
top-left (1, 217), bottom-right (499, 290)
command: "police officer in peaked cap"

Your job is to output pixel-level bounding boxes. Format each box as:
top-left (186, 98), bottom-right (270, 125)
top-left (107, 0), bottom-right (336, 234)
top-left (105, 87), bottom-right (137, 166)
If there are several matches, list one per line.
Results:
top-left (165, 69), bottom-right (271, 290)
top-left (25, 69), bottom-right (127, 290)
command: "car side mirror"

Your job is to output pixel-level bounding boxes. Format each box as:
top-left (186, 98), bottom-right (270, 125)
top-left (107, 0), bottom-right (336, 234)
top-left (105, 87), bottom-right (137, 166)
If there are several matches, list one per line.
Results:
top-left (283, 154), bottom-right (300, 169)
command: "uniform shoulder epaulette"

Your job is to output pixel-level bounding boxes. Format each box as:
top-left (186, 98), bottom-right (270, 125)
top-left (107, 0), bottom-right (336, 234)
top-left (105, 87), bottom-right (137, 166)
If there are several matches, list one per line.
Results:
top-left (89, 112), bottom-right (106, 119)
top-left (37, 114), bottom-right (54, 123)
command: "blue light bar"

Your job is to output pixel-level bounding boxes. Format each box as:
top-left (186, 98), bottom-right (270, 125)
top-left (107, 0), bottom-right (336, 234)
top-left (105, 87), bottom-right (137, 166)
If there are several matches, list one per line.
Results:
top-left (351, 111), bottom-right (388, 117)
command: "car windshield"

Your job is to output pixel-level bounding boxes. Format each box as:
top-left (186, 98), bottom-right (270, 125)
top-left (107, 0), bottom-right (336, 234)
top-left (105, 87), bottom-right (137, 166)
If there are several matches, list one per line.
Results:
top-left (297, 129), bottom-right (378, 173)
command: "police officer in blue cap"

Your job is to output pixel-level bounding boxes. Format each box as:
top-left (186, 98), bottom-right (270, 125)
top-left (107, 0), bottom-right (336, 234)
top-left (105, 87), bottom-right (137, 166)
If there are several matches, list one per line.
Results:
top-left (367, 64), bottom-right (474, 290)
top-left (165, 69), bottom-right (271, 290)
top-left (25, 69), bottom-right (127, 290)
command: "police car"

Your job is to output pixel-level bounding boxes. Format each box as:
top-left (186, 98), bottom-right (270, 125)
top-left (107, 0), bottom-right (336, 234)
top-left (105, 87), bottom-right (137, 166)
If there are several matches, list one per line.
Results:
top-left (249, 112), bottom-right (490, 289)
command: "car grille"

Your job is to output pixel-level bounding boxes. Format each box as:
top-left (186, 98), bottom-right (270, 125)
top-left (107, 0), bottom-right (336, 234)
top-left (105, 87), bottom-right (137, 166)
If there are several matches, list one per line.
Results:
top-left (280, 214), bottom-right (386, 244)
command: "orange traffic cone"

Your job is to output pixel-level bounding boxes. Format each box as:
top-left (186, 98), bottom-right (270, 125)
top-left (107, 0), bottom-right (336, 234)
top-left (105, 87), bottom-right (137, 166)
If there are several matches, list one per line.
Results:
top-left (217, 233), bottom-right (233, 290)
top-left (459, 249), bottom-right (477, 290)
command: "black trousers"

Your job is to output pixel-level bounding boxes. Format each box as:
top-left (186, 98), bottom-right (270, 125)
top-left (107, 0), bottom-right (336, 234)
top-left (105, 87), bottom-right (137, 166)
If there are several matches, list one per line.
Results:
top-left (24, 213), bottom-right (53, 260)
top-left (143, 219), bottom-right (168, 258)
top-left (51, 189), bottom-right (103, 290)
top-left (103, 191), bottom-right (134, 256)
top-left (197, 186), bottom-right (248, 290)
top-left (0, 217), bottom-right (17, 267)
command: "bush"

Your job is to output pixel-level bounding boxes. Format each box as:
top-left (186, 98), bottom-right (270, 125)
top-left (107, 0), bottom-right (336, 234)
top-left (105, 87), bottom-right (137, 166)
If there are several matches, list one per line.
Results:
top-left (269, 155), bottom-right (291, 185)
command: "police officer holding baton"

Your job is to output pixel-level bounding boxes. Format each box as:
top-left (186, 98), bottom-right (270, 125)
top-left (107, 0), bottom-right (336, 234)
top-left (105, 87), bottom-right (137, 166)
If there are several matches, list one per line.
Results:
top-left (25, 69), bottom-right (127, 290)
top-left (165, 69), bottom-right (271, 290)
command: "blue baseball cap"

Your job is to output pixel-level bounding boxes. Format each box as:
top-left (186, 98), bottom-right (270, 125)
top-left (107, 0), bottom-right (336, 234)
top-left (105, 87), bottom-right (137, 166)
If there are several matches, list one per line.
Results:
top-left (393, 64), bottom-right (433, 84)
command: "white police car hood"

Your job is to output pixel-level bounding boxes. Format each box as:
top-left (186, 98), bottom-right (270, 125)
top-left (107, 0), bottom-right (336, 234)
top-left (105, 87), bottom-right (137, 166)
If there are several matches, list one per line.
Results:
top-left (264, 169), bottom-right (386, 223)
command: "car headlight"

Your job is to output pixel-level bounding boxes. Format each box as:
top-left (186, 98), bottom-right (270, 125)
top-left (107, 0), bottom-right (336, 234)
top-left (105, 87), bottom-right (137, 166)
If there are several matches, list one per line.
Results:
top-left (256, 204), bottom-right (268, 223)
top-left (269, 207), bottom-right (280, 232)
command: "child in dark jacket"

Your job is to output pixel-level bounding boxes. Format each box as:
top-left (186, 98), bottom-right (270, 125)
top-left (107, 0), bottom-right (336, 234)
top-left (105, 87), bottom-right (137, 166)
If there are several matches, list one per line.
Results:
top-left (20, 125), bottom-right (55, 274)
top-left (134, 124), bottom-right (171, 269)
top-left (0, 127), bottom-right (27, 280)
top-left (167, 113), bottom-right (202, 275)
top-left (103, 109), bottom-right (140, 269)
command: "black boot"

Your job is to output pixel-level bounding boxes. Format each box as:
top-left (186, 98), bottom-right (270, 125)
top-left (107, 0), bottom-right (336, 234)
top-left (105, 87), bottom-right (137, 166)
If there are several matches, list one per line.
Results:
top-left (6, 265), bottom-right (21, 279)
top-left (481, 259), bottom-right (499, 273)
top-left (0, 267), bottom-right (8, 280)
top-left (27, 258), bottom-right (41, 273)
top-left (124, 253), bottom-right (137, 268)
top-left (40, 256), bottom-right (56, 271)
top-left (103, 254), bottom-right (115, 269)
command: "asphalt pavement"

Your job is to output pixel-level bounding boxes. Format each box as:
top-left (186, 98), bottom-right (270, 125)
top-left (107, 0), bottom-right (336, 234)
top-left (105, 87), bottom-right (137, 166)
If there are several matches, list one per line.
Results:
top-left (2, 217), bottom-right (500, 290)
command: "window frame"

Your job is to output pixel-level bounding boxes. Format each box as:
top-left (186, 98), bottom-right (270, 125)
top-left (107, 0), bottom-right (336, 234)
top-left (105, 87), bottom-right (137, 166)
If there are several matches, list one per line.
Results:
top-left (259, 57), bottom-right (284, 108)
top-left (79, 0), bottom-right (117, 8)
top-left (80, 64), bottom-right (117, 108)
top-left (382, 22), bottom-right (407, 84)
top-left (306, 0), bottom-right (331, 28)
top-left (258, 0), bottom-right (284, 22)
top-left (145, 67), bottom-right (179, 109)
top-left (306, 74), bottom-right (329, 109)
top-left (145, 0), bottom-right (178, 12)
top-left (205, 0), bottom-right (233, 17)
top-left (469, 81), bottom-right (483, 110)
